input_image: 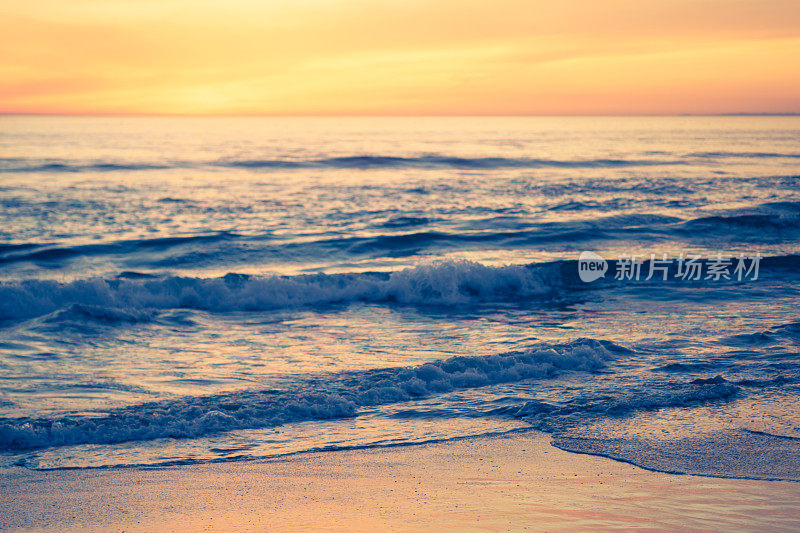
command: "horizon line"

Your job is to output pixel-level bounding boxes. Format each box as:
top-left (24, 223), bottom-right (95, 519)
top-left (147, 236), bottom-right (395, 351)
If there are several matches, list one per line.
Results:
top-left (2, 112), bottom-right (799, 118)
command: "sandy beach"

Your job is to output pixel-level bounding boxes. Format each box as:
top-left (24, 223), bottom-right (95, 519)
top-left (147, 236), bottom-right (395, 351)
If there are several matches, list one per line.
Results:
top-left (3, 431), bottom-right (799, 532)
top-left (3, 0), bottom-right (800, 529)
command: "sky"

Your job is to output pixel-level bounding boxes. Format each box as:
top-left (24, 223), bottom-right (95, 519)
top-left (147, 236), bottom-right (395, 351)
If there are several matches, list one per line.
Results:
top-left (1, 0), bottom-right (799, 115)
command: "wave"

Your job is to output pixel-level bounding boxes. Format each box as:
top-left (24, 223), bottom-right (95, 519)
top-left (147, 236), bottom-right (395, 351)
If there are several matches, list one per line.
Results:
top-left (3, 252), bottom-right (800, 323)
top-left (0, 157), bottom-right (172, 173)
top-left (0, 154), bottom-right (685, 174)
top-left (4, 151), bottom-right (800, 175)
top-left (380, 216), bottom-right (431, 228)
top-left (0, 338), bottom-right (620, 451)
top-left (690, 151), bottom-right (800, 160)
top-left (219, 155), bottom-right (681, 170)
top-left (0, 260), bottom-right (564, 322)
top-left (41, 304), bottom-right (155, 325)
top-left (679, 201), bottom-right (800, 232)
top-left (735, 376), bottom-right (793, 388)
top-left (0, 232), bottom-right (238, 266)
top-left (4, 202), bottom-right (799, 272)
top-left (719, 319), bottom-right (800, 349)
top-left (517, 379), bottom-right (740, 428)
top-left (652, 361), bottom-right (720, 372)
top-left (742, 428), bottom-right (800, 441)
top-left (0, 227), bottom-right (607, 268)
top-left (552, 428), bottom-right (800, 481)
top-left (681, 214), bottom-right (800, 232)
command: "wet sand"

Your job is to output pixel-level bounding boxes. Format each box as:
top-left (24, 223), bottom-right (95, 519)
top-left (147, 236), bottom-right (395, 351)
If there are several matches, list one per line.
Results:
top-left (2, 431), bottom-right (799, 532)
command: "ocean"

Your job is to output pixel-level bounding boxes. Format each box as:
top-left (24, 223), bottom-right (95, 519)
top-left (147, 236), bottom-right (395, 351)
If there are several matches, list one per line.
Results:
top-left (0, 115), bottom-right (798, 478)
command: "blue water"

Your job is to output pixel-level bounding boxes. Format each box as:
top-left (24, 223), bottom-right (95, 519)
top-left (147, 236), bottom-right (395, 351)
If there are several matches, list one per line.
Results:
top-left (1, 115), bottom-right (799, 478)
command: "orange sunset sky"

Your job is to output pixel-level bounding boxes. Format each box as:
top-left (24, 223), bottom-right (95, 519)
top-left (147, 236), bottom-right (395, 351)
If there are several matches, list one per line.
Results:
top-left (1, 0), bottom-right (799, 115)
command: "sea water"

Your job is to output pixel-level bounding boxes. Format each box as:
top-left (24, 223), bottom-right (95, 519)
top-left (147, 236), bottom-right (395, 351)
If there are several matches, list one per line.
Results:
top-left (0, 115), bottom-right (798, 478)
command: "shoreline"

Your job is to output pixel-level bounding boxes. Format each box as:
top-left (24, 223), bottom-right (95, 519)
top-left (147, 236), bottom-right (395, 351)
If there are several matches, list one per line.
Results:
top-left (3, 431), bottom-right (799, 532)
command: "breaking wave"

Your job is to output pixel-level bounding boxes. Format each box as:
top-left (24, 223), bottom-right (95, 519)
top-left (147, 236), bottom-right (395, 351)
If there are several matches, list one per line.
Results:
top-left (0, 260), bottom-right (563, 322)
top-left (2, 252), bottom-right (799, 324)
top-left (0, 339), bottom-right (619, 450)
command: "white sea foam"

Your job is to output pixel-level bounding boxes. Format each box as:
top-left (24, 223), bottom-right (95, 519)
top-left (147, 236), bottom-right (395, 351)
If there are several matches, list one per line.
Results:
top-left (0, 260), bottom-right (560, 322)
top-left (0, 339), bottom-right (615, 450)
